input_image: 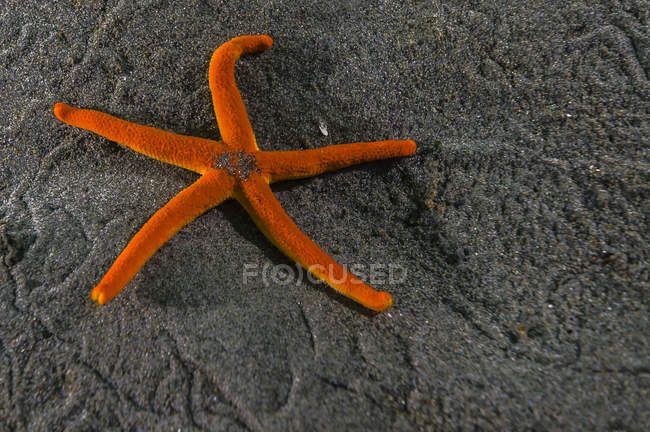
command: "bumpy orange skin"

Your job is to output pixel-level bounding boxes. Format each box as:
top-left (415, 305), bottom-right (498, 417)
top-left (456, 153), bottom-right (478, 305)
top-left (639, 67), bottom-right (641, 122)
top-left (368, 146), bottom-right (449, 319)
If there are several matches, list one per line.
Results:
top-left (54, 35), bottom-right (416, 312)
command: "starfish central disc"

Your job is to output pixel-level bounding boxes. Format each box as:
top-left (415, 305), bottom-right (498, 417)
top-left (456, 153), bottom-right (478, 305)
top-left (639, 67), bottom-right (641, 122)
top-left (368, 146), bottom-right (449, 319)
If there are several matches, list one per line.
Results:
top-left (212, 151), bottom-right (260, 180)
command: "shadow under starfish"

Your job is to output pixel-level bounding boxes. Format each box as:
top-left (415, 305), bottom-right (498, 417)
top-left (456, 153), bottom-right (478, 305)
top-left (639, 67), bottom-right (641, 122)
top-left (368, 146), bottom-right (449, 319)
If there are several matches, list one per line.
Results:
top-left (53, 35), bottom-right (416, 312)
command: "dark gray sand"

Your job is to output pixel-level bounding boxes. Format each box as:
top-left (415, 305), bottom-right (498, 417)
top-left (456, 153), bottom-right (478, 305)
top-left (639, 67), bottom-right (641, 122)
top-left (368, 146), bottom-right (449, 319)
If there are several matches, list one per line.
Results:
top-left (1, 1), bottom-right (648, 430)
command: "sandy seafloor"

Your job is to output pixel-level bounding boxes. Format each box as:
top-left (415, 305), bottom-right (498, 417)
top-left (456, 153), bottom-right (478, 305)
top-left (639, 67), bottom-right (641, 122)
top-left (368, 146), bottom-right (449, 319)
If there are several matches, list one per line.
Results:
top-left (0, 1), bottom-right (648, 431)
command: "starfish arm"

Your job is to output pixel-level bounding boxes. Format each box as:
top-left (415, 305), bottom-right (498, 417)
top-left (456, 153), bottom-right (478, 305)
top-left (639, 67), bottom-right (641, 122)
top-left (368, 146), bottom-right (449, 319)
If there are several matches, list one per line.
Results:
top-left (235, 176), bottom-right (393, 311)
top-left (90, 170), bottom-right (235, 304)
top-left (257, 139), bottom-right (416, 183)
top-left (208, 35), bottom-right (273, 152)
top-left (53, 103), bottom-right (223, 174)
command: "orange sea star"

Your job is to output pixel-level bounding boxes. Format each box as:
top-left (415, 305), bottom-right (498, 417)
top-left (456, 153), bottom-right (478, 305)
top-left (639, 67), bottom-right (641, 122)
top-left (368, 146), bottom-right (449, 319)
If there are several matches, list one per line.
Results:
top-left (53, 35), bottom-right (416, 312)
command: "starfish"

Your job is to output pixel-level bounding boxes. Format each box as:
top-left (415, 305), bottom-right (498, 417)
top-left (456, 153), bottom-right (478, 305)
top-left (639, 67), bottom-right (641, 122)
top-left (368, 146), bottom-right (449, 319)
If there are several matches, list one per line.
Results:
top-left (53, 35), bottom-right (416, 312)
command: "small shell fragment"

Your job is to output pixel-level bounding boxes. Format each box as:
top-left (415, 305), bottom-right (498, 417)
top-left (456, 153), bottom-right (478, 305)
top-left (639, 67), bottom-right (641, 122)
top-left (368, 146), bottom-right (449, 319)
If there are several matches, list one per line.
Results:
top-left (318, 120), bottom-right (328, 136)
